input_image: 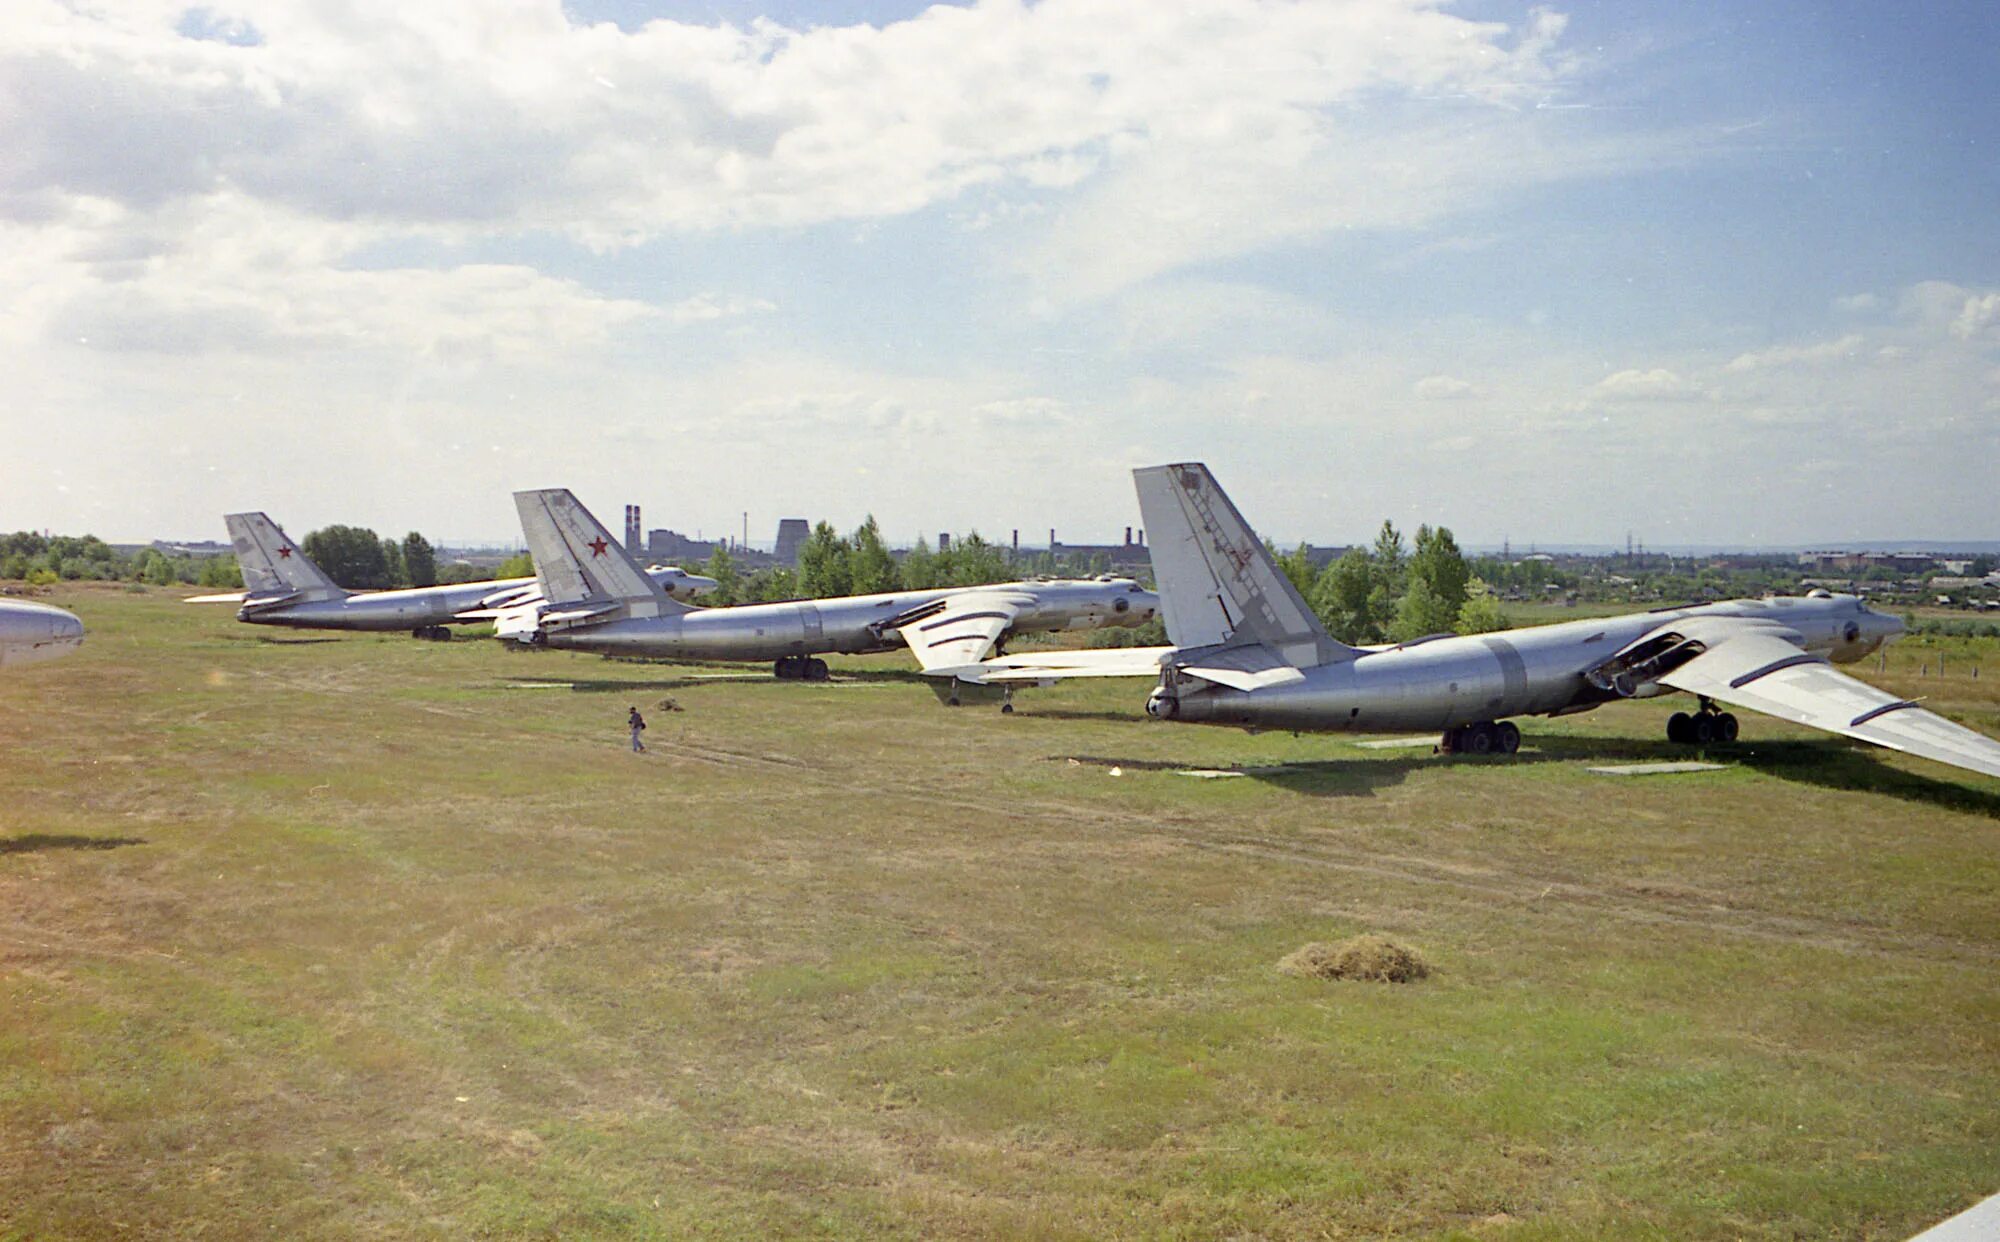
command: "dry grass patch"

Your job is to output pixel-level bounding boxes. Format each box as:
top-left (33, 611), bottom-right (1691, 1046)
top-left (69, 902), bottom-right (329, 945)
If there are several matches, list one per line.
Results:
top-left (1280, 934), bottom-right (1431, 983)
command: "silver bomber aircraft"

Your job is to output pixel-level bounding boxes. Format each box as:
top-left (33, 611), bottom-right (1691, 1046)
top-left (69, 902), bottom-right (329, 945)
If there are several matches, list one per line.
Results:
top-left (495, 488), bottom-right (1157, 690)
top-left (0, 599), bottom-right (84, 668)
top-left (190, 511), bottom-right (714, 639)
top-left (960, 462), bottom-right (2000, 782)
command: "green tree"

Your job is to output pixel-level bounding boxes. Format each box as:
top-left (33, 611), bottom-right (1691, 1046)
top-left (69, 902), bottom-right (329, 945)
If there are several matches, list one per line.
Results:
top-left (139, 550), bottom-right (177, 586)
top-left (1372, 520), bottom-right (1406, 582)
top-left (901, 537), bottom-right (940, 589)
top-left (702, 544), bottom-right (740, 605)
top-left (1390, 525), bottom-right (1472, 640)
top-left (741, 566), bottom-right (800, 603)
top-left (797, 521), bottom-right (853, 598)
top-left (402, 532), bottom-right (437, 587)
top-left (1276, 543), bottom-right (1316, 599)
top-left (198, 556), bottom-right (244, 589)
top-left (1455, 577), bottom-right (1507, 634)
top-left (1313, 548), bottom-right (1383, 644)
top-left (380, 539), bottom-right (406, 588)
top-left (849, 516), bottom-right (900, 595)
top-left (494, 552), bottom-right (535, 580)
top-left (948, 532), bottom-right (1008, 587)
top-left (304, 526), bottom-right (393, 589)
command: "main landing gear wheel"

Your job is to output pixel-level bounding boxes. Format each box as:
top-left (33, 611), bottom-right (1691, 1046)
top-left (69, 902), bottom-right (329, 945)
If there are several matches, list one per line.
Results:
top-left (774, 655), bottom-right (831, 682)
top-left (412, 625), bottom-right (451, 641)
top-left (1667, 707), bottom-right (1737, 745)
top-left (1440, 721), bottom-right (1519, 755)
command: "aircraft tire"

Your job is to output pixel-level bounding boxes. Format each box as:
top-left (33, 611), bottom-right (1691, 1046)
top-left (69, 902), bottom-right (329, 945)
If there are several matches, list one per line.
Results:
top-left (806, 658), bottom-right (829, 682)
top-left (773, 657), bottom-right (798, 680)
top-left (1496, 721), bottom-right (1521, 754)
top-left (1690, 713), bottom-right (1716, 746)
top-left (1716, 712), bottom-right (1739, 742)
top-left (1666, 712), bottom-right (1692, 744)
top-left (1464, 723), bottom-right (1496, 755)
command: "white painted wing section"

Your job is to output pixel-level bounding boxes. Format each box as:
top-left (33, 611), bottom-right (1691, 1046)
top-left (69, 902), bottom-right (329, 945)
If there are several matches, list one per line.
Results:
top-left (943, 646), bottom-right (1175, 684)
top-left (184, 592), bottom-right (248, 604)
top-left (897, 591), bottom-right (1029, 673)
top-left (1659, 632), bottom-right (2000, 780)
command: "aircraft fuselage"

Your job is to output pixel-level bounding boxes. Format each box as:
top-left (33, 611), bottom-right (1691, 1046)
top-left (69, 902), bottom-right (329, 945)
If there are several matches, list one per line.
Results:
top-left (1151, 594), bottom-right (1903, 731)
top-left (521, 578), bottom-right (1157, 661)
top-left (0, 599), bottom-right (85, 667)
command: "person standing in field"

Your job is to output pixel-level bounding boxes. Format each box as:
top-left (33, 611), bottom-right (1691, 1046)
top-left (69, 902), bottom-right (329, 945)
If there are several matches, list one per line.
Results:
top-left (628, 705), bottom-right (646, 753)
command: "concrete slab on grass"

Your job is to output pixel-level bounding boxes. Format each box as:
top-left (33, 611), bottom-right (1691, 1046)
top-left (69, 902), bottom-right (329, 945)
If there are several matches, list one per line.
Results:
top-left (1587, 762), bottom-right (1729, 776)
top-left (1353, 736), bottom-right (1438, 750)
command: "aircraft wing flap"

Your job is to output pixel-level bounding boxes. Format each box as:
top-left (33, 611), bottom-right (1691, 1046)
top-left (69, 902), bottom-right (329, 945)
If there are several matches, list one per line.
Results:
top-left (897, 591), bottom-right (1031, 673)
top-left (1660, 633), bottom-right (2000, 780)
top-left (939, 646), bottom-right (1175, 684)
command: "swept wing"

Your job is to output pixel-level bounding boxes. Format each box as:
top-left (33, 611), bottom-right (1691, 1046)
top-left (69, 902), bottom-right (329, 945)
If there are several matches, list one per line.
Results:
top-left (893, 589), bottom-right (1038, 673)
top-left (1657, 627), bottom-right (2000, 779)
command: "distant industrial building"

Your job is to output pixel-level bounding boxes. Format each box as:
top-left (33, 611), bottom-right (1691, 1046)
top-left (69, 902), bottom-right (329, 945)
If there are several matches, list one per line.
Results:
top-left (1043, 527), bottom-right (1153, 571)
top-left (1798, 550), bottom-right (1938, 573)
top-left (645, 529), bottom-right (719, 562)
top-left (774, 519), bottom-right (810, 566)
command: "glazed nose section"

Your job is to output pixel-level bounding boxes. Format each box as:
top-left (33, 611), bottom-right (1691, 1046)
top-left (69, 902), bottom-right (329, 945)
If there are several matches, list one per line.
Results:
top-left (1126, 589), bottom-right (1161, 622)
top-left (55, 612), bottom-right (85, 644)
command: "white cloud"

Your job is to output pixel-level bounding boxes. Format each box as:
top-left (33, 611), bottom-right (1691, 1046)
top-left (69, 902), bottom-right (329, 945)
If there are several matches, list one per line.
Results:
top-left (1951, 292), bottom-right (2000, 341)
top-left (1413, 375), bottom-right (1477, 399)
top-left (1833, 293), bottom-right (1878, 313)
top-left (1723, 333), bottom-right (1863, 373)
top-left (1591, 368), bottom-right (1699, 400)
top-left (665, 293), bottom-right (777, 325)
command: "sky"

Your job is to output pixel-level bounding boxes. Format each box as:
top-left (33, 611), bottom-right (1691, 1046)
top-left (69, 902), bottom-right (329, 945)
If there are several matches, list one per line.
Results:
top-left (3, 0), bottom-right (1996, 549)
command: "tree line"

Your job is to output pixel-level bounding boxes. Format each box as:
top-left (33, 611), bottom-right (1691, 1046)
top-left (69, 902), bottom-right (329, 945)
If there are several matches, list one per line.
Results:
top-left (1273, 521), bottom-right (1506, 645)
top-left (1, 532), bottom-right (242, 589)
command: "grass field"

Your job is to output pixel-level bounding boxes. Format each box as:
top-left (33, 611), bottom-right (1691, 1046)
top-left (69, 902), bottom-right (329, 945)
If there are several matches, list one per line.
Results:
top-left (3, 585), bottom-right (1998, 1239)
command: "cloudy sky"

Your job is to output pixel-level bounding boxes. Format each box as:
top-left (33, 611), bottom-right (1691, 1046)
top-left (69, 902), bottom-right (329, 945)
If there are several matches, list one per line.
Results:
top-left (4, 0), bottom-right (1996, 549)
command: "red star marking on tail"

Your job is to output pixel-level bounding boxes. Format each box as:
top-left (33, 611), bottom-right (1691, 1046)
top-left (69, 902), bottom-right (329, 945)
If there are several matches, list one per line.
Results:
top-left (278, 546), bottom-right (293, 559)
top-left (587, 537), bottom-right (609, 557)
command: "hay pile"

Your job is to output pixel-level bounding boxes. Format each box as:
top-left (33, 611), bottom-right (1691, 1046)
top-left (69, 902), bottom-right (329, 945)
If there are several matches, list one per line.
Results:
top-left (1279, 934), bottom-right (1430, 983)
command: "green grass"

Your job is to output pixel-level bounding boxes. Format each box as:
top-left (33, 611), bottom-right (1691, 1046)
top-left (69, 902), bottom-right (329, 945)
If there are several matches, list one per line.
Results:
top-left (1, 584), bottom-right (1997, 1239)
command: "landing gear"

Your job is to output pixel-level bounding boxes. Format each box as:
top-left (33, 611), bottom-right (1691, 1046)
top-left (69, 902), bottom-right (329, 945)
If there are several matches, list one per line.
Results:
top-left (412, 625), bottom-right (451, 641)
top-left (1439, 720), bottom-right (1520, 755)
top-left (1667, 702), bottom-right (1737, 745)
top-left (1000, 687), bottom-right (1015, 715)
top-left (773, 655), bottom-right (831, 682)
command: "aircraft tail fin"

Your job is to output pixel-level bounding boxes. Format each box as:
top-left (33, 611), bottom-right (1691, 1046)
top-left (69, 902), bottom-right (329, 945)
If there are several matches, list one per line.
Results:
top-left (1132, 463), bottom-right (1357, 669)
top-left (512, 489), bottom-right (682, 617)
top-left (224, 512), bottom-right (345, 600)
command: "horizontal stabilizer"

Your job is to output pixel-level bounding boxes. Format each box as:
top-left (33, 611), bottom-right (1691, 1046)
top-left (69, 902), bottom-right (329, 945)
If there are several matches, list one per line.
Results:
top-left (1179, 642), bottom-right (1309, 692)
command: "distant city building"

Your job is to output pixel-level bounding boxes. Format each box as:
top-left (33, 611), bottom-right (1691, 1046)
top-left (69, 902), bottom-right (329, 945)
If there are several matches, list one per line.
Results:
top-left (1798, 550), bottom-right (1938, 573)
top-left (774, 519), bottom-right (810, 566)
top-left (623, 505), bottom-right (643, 552)
top-left (645, 529), bottom-right (719, 562)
